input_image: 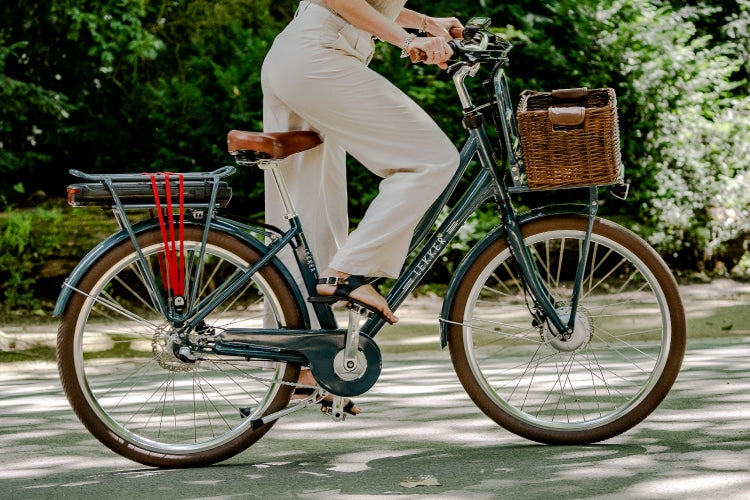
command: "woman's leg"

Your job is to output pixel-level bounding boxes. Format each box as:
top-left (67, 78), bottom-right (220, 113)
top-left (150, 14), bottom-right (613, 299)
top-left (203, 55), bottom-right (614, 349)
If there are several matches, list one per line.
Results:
top-left (262, 5), bottom-right (459, 325)
top-left (264, 27), bottom-right (459, 279)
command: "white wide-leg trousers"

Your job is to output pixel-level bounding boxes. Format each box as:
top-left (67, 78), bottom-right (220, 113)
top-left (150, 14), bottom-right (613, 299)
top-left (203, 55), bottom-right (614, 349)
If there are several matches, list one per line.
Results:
top-left (261, 1), bottom-right (459, 287)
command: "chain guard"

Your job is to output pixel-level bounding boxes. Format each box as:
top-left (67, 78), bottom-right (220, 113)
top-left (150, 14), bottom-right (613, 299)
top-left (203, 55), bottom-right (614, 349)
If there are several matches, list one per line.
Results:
top-left (307, 336), bottom-right (381, 397)
top-left (216, 329), bottom-right (382, 397)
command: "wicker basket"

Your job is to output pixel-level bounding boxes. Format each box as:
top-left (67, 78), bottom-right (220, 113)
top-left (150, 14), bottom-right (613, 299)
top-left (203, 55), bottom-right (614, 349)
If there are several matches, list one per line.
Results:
top-left (517, 87), bottom-right (622, 190)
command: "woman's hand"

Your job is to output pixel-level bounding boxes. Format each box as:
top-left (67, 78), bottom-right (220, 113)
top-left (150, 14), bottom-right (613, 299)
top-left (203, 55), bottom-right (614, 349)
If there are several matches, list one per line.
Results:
top-left (426, 16), bottom-right (464, 41)
top-left (407, 36), bottom-right (454, 69)
top-left (408, 15), bottom-right (464, 68)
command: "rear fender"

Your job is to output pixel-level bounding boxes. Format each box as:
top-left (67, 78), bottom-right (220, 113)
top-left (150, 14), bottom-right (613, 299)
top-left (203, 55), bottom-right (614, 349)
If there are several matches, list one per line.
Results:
top-left (53, 218), bottom-right (308, 326)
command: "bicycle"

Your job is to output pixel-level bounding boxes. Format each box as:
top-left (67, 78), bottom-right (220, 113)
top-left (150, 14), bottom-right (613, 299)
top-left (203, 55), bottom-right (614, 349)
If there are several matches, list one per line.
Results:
top-left (55, 18), bottom-right (686, 468)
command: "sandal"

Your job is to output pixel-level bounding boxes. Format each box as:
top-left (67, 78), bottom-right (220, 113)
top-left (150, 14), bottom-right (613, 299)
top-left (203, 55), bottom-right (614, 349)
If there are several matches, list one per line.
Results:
top-left (308, 275), bottom-right (397, 324)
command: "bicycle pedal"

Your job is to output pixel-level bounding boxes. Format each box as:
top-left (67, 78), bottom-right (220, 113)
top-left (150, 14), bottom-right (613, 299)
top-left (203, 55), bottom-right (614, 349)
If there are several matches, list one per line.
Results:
top-left (307, 295), bottom-right (375, 319)
top-left (346, 302), bottom-right (374, 319)
top-left (320, 403), bottom-right (346, 420)
top-left (320, 397), bottom-right (347, 422)
top-left (319, 404), bottom-right (339, 417)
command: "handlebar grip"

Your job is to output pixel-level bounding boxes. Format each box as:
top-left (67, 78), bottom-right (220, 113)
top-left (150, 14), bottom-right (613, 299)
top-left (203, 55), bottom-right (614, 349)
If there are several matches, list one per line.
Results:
top-left (409, 39), bottom-right (461, 64)
top-left (408, 26), bottom-right (464, 64)
top-left (449, 26), bottom-right (464, 39)
top-left (409, 47), bottom-right (427, 63)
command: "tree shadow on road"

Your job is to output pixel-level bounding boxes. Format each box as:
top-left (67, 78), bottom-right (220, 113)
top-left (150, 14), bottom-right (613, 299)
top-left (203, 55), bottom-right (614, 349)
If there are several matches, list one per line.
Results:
top-left (2, 340), bottom-right (750, 499)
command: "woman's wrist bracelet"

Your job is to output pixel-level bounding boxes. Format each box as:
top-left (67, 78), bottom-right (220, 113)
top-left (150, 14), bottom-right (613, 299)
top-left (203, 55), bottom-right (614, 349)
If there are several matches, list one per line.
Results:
top-left (400, 33), bottom-right (417, 58)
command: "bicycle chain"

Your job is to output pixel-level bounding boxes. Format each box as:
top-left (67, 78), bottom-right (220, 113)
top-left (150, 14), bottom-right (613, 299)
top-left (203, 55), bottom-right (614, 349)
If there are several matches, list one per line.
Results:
top-left (150, 327), bottom-right (324, 393)
top-left (155, 342), bottom-right (323, 392)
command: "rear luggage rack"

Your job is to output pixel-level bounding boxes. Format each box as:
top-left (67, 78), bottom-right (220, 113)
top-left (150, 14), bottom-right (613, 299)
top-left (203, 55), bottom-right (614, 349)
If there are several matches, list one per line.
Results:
top-left (66, 167), bottom-right (235, 210)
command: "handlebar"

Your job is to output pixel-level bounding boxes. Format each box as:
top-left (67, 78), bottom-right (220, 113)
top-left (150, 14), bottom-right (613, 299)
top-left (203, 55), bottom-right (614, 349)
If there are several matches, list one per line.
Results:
top-left (408, 27), bottom-right (511, 67)
top-left (407, 26), bottom-right (463, 63)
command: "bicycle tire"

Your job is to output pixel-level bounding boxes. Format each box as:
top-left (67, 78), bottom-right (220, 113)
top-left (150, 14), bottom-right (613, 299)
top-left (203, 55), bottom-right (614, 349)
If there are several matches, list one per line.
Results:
top-left (445, 215), bottom-right (686, 444)
top-left (57, 225), bottom-right (304, 467)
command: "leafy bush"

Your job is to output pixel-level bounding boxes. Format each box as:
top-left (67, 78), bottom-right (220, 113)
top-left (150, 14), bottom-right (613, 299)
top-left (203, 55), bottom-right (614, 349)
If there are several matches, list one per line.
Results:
top-left (437, 0), bottom-right (750, 268)
top-left (0, 208), bottom-right (62, 314)
top-left (597, 1), bottom-right (750, 265)
top-left (2, 0), bottom-right (750, 319)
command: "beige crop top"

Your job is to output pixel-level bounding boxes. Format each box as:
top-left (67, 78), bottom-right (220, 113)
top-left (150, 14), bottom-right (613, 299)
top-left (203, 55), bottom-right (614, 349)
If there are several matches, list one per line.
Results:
top-left (366, 0), bottom-right (408, 20)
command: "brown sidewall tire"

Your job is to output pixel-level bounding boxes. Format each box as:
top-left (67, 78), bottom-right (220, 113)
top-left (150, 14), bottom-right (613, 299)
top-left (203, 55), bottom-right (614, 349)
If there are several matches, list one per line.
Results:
top-left (447, 215), bottom-right (686, 444)
top-left (57, 226), bottom-right (303, 467)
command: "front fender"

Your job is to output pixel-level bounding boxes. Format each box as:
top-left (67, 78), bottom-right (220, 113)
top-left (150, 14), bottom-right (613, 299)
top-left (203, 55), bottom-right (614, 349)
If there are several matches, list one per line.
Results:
top-left (438, 204), bottom-right (589, 348)
top-left (53, 218), bottom-right (308, 326)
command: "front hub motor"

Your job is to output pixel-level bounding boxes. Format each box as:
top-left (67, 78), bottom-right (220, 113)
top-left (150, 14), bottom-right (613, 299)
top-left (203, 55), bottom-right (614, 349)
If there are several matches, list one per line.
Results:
top-left (542, 306), bottom-right (592, 353)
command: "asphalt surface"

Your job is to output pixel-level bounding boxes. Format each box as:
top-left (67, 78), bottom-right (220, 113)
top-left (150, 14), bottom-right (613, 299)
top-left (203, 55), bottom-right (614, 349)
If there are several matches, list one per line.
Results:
top-left (2, 280), bottom-right (750, 499)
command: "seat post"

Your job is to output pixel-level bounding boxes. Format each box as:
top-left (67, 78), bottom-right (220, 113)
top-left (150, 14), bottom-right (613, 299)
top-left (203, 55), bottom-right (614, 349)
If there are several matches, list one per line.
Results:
top-left (260, 160), bottom-right (297, 220)
top-left (227, 130), bottom-right (322, 220)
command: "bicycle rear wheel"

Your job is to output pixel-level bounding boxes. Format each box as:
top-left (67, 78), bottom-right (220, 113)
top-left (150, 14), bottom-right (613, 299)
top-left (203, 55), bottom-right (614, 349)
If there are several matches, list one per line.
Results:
top-left (57, 225), bottom-right (303, 467)
top-left (446, 215), bottom-right (685, 444)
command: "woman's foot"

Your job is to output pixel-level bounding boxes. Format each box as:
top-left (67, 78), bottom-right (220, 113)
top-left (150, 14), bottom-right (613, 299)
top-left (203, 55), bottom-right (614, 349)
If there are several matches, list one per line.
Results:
top-left (293, 369), bottom-right (361, 415)
top-left (315, 269), bottom-right (399, 324)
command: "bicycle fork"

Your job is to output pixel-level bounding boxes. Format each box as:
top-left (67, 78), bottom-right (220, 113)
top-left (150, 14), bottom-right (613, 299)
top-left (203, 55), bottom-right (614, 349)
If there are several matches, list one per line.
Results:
top-left (505, 187), bottom-right (600, 338)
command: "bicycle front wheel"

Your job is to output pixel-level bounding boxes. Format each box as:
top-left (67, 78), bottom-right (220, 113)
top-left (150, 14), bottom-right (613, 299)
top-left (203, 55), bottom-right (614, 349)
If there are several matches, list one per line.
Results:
top-left (57, 225), bottom-right (303, 467)
top-left (446, 215), bottom-right (685, 444)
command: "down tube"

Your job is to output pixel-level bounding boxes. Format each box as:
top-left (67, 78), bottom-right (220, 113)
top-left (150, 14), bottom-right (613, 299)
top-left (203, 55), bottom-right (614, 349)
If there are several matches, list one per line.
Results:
top-left (361, 169), bottom-right (497, 338)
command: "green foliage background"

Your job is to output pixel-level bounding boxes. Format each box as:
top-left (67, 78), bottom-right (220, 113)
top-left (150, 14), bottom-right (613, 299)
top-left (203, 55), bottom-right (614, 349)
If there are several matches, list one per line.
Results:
top-left (1, 0), bottom-right (749, 313)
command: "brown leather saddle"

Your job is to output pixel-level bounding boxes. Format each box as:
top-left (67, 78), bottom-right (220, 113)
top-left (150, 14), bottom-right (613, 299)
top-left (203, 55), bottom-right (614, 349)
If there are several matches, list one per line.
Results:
top-left (227, 130), bottom-right (322, 162)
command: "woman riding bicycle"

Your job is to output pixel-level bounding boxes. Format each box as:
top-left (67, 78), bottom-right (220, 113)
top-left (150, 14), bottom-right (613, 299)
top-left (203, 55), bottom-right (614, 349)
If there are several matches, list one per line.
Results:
top-left (56, 9), bottom-right (686, 466)
top-left (262, 0), bottom-right (463, 327)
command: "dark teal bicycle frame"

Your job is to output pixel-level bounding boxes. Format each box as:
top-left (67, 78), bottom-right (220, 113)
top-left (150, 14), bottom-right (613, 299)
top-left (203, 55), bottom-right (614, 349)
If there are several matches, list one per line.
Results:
top-left (262, 62), bottom-right (597, 342)
top-left (55, 56), bottom-right (598, 367)
top-left (360, 64), bottom-right (596, 341)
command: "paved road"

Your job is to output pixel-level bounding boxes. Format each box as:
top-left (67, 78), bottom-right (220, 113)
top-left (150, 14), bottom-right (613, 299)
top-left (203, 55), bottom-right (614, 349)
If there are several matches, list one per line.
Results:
top-left (2, 339), bottom-right (750, 499)
top-left (2, 280), bottom-right (750, 499)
